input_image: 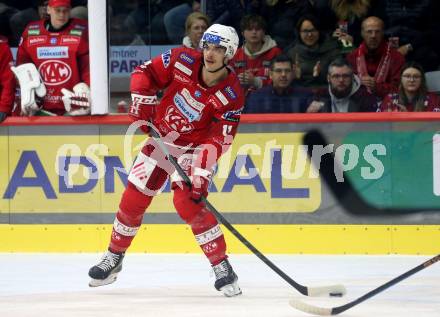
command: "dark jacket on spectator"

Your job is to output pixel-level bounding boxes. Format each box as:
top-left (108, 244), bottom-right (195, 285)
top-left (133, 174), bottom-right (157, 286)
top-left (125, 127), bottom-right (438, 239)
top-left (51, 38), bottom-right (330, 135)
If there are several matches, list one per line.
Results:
top-left (244, 86), bottom-right (312, 113)
top-left (286, 35), bottom-right (341, 88)
top-left (318, 75), bottom-right (378, 112)
top-left (259, 0), bottom-right (313, 49)
top-left (372, 0), bottom-right (440, 71)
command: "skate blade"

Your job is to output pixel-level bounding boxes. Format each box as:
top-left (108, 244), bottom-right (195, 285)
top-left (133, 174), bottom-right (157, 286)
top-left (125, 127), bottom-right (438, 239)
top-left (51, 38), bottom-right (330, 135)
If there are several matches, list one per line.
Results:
top-left (89, 273), bottom-right (118, 287)
top-left (220, 281), bottom-right (242, 297)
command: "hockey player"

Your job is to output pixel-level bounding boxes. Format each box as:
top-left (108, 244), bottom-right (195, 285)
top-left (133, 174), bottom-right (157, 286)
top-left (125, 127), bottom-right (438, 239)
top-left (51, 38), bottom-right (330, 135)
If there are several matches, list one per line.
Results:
top-left (0, 36), bottom-right (16, 123)
top-left (89, 24), bottom-right (244, 297)
top-left (13, 0), bottom-right (90, 116)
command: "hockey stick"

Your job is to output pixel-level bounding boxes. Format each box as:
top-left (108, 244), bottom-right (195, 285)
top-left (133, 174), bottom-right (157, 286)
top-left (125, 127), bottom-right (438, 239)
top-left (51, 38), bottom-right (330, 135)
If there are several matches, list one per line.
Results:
top-left (303, 130), bottom-right (440, 215)
top-left (289, 254), bottom-right (440, 315)
top-left (148, 127), bottom-right (346, 297)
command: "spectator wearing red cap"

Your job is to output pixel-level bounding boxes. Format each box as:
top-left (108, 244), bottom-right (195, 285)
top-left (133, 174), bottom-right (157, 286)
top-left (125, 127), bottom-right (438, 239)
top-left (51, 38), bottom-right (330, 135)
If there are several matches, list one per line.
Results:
top-left (13, 0), bottom-right (91, 116)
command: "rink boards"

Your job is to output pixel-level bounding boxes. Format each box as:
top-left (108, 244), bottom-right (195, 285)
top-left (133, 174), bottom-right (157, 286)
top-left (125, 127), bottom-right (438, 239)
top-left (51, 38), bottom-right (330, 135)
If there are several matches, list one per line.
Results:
top-left (1, 115), bottom-right (440, 254)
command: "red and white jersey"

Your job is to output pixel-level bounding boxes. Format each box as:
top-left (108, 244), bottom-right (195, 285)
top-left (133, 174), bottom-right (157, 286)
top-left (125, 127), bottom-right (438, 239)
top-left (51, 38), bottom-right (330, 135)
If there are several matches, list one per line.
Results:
top-left (16, 18), bottom-right (90, 115)
top-left (0, 36), bottom-right (16, 114)
top-left (230, 45), bottom-right (282, 93)
top-left (130, 47), bottom-right (245, 163)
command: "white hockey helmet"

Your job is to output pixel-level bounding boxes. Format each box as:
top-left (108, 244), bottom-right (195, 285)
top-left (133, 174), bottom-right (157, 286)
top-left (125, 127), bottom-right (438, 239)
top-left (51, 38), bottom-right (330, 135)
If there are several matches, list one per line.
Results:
top-left (199, 24), bottom-right (239, 59)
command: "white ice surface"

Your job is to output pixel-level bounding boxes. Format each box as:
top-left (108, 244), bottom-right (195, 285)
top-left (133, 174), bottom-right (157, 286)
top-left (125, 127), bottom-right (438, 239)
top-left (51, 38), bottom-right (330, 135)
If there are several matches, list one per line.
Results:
top-left (0, 254), bottom-right (439, 317)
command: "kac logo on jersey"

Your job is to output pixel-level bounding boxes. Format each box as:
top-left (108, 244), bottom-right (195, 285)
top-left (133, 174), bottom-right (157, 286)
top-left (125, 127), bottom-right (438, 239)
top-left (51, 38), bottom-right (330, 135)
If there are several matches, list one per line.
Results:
top-left (38, 60), bottom-right (72, 86)
top-left (162, 50), bottom-right (171, 68)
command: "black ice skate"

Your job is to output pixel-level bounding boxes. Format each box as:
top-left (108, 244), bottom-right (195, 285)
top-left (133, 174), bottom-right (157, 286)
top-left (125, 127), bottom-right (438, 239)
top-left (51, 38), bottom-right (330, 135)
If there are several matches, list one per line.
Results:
top-left (212, 259), bottom-right (242, 297)
top-left (88, 250), bottom-right (125, 287)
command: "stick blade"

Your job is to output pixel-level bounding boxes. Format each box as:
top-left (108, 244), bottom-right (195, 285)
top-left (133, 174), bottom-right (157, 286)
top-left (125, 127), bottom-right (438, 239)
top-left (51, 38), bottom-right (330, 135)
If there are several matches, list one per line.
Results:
top-left (307, 284), bottom-right (346, 297)
top-left (289, 299), bottom-right (333, 316)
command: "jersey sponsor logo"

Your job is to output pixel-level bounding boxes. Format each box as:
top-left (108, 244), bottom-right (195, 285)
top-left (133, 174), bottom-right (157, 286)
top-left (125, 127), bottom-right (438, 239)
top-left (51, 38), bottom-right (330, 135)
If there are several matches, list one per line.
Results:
top-left (194, 90), bottom-right (201, 98)
top-left (224, 86), bottom-right (237, 100)
top-left (28, 36), bottom-right (47, 46)
top-left (61, 36), bottom-right (80, 44)
top-left (70, 29), bottom-right (82, 36)
top-left (37, 46), bottom-right (69, 59)
top-left (164, 105), bottom-right (193, 133)
top-left (73, 24), bottom-right (86, 30)
top-left (221, 109), bottom-right (242, 122)
top-left (208, 96), bottom-right (222, 109)
top-left (173, 92), bottom-right (201, 122)
top-left (50, 37), bottom-right (57, 45)
top-left (38, 60), bottom-right (72, 86)
top-left (174, 61), bottom-right (192, 76)
top-left (262, 60), bottom-right (271, 67)
top-left (28, 24), bottom-right (39, 29)
top-left (181, 88), bottom-right (205, 112)
top-left (173, 72), bottom-right (191, 84)
top-left (28, 29), bottom-right (40, 36)
top-left (161, 50), bottom-right (171, 68)
top-left (215, 91), bottom-right (228, 106)
top-left (179, 53), bottom-right (195, 65)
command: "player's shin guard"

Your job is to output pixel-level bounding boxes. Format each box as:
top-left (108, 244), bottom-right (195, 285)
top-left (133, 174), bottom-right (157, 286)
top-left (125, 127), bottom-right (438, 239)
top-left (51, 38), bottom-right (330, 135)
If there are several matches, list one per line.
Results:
top-left (109, 182), bottom-right (153, 253)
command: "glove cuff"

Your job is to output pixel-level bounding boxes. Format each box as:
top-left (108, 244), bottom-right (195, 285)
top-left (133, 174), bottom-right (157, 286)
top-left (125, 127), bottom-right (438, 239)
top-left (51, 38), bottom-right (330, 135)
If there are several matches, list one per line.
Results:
top-left (193, 167), bottom-right (211, 180)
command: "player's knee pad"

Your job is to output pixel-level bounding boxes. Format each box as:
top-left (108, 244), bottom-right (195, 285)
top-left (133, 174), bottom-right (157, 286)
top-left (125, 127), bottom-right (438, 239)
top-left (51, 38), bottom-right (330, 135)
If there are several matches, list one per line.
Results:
top-left (173, 185), bottom-right (200, 224)
top-left (128, 146), bottom-right (168, 196)
top-left (118, 182), bottom-right (154, 225)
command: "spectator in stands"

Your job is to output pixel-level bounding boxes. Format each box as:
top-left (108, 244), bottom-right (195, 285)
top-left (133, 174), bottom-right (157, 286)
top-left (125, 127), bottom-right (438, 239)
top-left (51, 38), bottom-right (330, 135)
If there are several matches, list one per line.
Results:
top-left (14, 0), bottom-right (90, 116)
top-left (164, 1), bottom-right (201, 44)
top-left (346, 16), bottom-right (404, 99)
top-left (258, 0), bottom-right (313, 49)
top-left (312, 0), bottom-right (376, 48)
top-left (306, 58), bottom-right (377, 113)
top-left (380, 62), bottom-right (440, 112)
top-left (372, 0), bottom-right (440, 72)
top-left (244, 54), bottom-right (312, 113)
top-left (205, 0), bottom-right (244, 39)
top-left (182, 12), bottom-right (209, 49)
top-left (0, 36), bottom-right (16, 122)
top-left (231, 14), bottom-right (282, 94)
top-left (285, 14), bottom-right (341, 91)
top-left (330, 0), bottom-right (376, 50)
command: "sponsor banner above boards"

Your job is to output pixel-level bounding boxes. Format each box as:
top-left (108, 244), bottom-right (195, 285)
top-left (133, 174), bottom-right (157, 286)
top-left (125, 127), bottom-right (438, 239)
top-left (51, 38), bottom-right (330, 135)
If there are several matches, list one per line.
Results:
top-left (1, 129), bottom-right (439, 214)
top-left (1, 133), bottom-right (321, 213)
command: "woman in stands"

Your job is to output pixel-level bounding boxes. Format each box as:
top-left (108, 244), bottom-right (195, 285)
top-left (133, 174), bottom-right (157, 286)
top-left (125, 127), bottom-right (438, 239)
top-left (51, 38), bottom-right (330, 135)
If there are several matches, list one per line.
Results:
top-left (380, 62), bottom-right (440, 112)
top-left (182, 12), bottom-right (210, 49)
top-left (285, 14), bottom-right (341, 91)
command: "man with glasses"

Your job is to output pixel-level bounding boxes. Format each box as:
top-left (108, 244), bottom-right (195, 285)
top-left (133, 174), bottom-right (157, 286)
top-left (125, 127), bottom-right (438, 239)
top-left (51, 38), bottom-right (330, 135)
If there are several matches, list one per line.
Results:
top-left (306, 58), bottom-right (377, 112)
top-left (244, 54), bottom-right (312, 113)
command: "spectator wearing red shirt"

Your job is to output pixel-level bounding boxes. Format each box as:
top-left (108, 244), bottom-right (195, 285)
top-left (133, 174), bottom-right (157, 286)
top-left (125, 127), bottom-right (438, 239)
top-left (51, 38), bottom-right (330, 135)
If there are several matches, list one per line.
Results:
top-left (346, 16), bottom-right (404, 99)
top-left (380, 62), bottom-right (440, 112)
top-left (230, 14), bottom-right (282, 94)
